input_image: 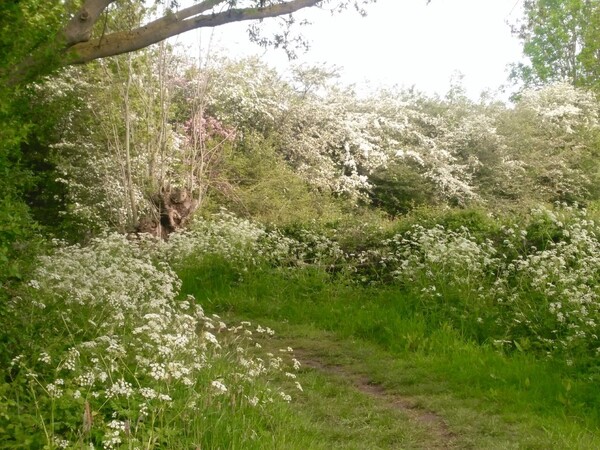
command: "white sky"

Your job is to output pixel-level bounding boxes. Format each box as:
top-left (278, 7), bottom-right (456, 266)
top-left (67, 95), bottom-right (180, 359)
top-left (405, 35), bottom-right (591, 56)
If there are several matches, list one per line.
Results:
top-left (174, 0), bottom-right (525, 100)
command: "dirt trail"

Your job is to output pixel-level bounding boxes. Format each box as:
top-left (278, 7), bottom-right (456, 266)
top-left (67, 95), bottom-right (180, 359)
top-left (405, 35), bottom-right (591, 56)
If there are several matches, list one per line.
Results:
top-left (294, 347), bottom-right (458, 449)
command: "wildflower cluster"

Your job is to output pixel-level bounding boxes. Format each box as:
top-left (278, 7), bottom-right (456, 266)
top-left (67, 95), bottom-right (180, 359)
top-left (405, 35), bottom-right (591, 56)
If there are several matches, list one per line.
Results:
top-left (265, 227), bottom-right (346, 268)
top-left (162, 210), bottom-right (347, 270)
top-left (492, 206), bottom-right (600, 356)
top-left (165, 204), bottom-right (600, 362)
top-left (4, 233), bottom-right (301, 448)
top-left (378, 204), bottom-right (600, 360)
top-left (164, 206), bottom-right (600, 362)
top-left (164, 210), bottom-right (268, 266)
top-left (386, 224), bottom-right (499, 321)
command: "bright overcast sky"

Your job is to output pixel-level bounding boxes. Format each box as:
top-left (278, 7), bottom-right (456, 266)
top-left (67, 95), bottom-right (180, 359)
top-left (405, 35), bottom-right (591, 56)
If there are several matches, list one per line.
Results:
top-left (174, 0), bottom-right (525, 100)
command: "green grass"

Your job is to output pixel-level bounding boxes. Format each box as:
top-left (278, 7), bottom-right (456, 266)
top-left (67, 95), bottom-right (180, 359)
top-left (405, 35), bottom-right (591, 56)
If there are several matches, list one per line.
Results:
top-left (177, 258), bottom-right (600, 449)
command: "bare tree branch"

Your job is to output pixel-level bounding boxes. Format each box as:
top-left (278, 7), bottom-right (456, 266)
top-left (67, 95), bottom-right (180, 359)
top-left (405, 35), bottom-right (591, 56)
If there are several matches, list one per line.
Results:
top-left (169, 0), bottom-right (228, 22)
top-left (65, 0), bottom-right (323, 64)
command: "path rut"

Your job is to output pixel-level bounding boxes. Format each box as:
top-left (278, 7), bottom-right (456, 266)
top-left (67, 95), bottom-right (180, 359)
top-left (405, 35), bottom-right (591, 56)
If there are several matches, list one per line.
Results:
top-left (293, 347), bottom-right (458, 449)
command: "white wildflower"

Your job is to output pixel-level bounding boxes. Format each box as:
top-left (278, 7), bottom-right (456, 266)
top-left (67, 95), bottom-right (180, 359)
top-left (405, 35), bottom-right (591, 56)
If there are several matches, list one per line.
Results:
top-left (46, 383), bottom-right (63, 398)
top-left (108, 420), bottom-right (127, 431)
top-left (139, 387), bottom-right (158, 399)
top-left (38, 352), bottom-right (52, 364)
top-left (211, 380), bottom-right (228, 394)
top-left (203, 331), bottom-right (220, 347)
top-left (53, 437), bottom-right (69, 449)
top-left (107, 379), bottom-right (133, 398)
top-left (149, 363), bottom-right (167, 381)
top-left (158, 393), bottom-right (172, 402)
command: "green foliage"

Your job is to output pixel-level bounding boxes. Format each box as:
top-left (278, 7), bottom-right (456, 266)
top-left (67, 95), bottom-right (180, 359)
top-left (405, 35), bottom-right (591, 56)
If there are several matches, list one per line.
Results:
top-left (511, 0), bottom-right (600, 90)
top-left (391, 205), bottom-right (502, 237)
top-left (6, 204), bottom-right (600, 446)
top-left (0, 102), bottom-right (40, 284)
top-left (177, 249), bottom-right (600, 446)
top-left (0, 0), bottom-right (66, 83)
top-left (166, 205), bottom-right (600, 365)
top-left (0, 0), bottom-right (74, 283)
top-left (212, 131), bottom-right (346, 225)
top-left (368, 161), bottom-right (437, 216)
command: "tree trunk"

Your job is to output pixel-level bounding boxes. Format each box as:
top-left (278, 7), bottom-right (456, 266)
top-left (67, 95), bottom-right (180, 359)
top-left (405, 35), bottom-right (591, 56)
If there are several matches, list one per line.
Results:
top-left (136, 187), bottom-right (199, 239)
top-left (124, 55), bottom-right (138, 227)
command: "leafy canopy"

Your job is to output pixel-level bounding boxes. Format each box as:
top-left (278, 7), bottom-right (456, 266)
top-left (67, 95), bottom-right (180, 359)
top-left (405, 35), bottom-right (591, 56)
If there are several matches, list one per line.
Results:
top-left (511, 0), bottom-right (600, 90)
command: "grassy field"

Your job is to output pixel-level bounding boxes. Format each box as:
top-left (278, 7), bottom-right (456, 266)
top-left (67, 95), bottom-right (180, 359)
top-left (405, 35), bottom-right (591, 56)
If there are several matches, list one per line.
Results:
top-left (178, 259), bottom-right (600, 449)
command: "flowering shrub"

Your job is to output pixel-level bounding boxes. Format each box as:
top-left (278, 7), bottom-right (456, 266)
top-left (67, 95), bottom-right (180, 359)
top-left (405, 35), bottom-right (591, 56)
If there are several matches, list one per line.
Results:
top-left (164, 210), bottom-right (268, 266)
top-left (501, 83), bottom-right (600, 204)
top-left (41, 56), bottom-right (600, 233)
top-left (518, 83), bottom-right (599, 134)
top-left (384, 224), bottom-right (499, 326)
top-left (3, 233), bottom-right (301, 448)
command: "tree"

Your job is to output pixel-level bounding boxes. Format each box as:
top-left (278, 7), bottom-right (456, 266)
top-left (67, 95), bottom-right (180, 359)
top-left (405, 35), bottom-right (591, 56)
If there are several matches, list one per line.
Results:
top-left (4, 0), bottom-right (375, 85)
top-left (511, 0), bottom-right (600, 90)
top-left (498, 82), bottom-right (600, 204)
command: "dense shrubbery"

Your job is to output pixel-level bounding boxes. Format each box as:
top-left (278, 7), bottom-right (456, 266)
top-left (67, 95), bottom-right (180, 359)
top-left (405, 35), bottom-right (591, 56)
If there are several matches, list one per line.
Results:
top-left (26, 53), bottom-right (600, 235)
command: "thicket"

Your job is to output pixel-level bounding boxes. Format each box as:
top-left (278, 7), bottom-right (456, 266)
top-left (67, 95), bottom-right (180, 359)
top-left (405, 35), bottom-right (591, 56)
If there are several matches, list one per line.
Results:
top-left (14, 49), bottom-right (600, 240)
top-left (155, 205), bottom-right (600, 363)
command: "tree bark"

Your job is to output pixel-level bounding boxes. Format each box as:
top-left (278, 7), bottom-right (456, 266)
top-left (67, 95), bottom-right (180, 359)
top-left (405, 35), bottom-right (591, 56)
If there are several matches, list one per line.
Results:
top-left (136, 187), bottom-right (199, 239)
top-left (124, 55), bottom-right (138, 227)
top-left (63, 0), bottom-right (115, 46)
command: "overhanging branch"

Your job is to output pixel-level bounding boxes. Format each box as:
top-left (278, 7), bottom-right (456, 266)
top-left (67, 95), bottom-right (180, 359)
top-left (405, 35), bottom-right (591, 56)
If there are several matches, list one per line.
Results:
top-left (169, 0), bottom-right (228, 22)
top-left (65, 0), bottom-right (323, 64)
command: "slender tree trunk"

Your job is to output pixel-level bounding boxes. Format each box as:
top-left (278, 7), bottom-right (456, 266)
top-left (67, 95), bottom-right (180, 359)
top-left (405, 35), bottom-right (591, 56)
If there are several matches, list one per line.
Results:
top-left (124, 55), bottom-right (138, 227)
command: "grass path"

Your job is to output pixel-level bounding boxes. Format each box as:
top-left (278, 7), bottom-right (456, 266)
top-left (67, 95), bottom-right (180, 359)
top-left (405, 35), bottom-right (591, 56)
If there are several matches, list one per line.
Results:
top-left (245, 321), bottom-right (599, 449)
top-left (255, 325), bottom-right (457, 449)
top-left (294, 345), bottom-right (458, 449)
top-left (249, 323), bottom-right (505, 449)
